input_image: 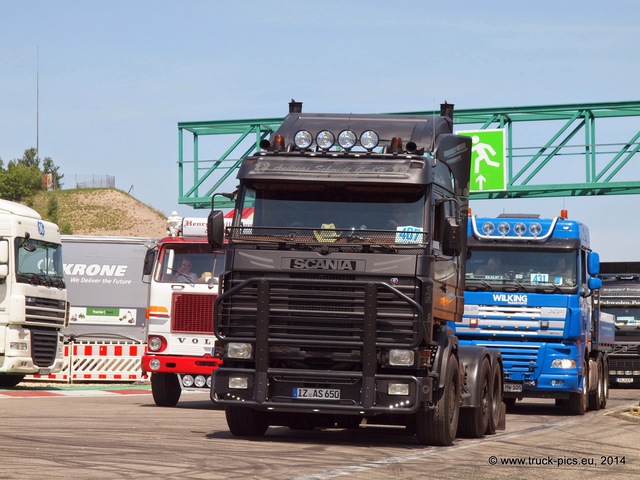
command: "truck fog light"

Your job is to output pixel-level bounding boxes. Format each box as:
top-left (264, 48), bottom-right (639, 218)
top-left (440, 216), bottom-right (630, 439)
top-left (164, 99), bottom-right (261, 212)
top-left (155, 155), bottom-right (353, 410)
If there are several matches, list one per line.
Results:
top-left (194, 375), bottom-right (206, 388)
top-left (551, 359), bottom-right (576, 368)
top-left (551, 379), bottom-right (565, 386)
top-left (388, 383), bottom-right (410, 396)
top-left (182, 375), bottom-right (194, 387)
top-left (149, 358), bottom-right (161, 370)
top-left (389, 349), bottom-right (414, 366)
top-left (227, 342), bottom-right (252, 359)
top-left (609, 370), bottom-right (616, 376)
top-left (633, 371), bottom-right (640, 376)
top-left (9, 342), bottom-right (28, 351)
top-left (229, 377), bottom-right (249, 389)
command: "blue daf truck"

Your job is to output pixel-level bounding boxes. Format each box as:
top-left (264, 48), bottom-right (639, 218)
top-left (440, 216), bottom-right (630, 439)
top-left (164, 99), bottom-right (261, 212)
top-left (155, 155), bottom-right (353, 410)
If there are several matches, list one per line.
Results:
top-left (449, 211), bottom-right (614, 414)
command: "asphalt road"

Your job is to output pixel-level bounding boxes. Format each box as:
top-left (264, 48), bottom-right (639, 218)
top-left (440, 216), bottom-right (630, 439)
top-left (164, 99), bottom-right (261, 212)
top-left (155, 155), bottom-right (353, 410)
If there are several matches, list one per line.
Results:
top-left (0, 386), bottom-right (638, 480)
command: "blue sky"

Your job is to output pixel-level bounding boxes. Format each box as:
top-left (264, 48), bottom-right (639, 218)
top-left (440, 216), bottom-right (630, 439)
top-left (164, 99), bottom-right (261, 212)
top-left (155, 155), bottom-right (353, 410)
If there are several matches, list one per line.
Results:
top-left (2, 1), bottom-right (640, 260)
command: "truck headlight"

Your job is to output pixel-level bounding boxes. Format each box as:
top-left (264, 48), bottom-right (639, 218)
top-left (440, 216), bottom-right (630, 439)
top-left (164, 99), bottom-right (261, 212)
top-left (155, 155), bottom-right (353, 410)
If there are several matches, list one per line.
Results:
top-left (148, 336), bottom-right (165, 352)
top-left (227, 342), bottom-right (252, 359)
top-left (388, 383), bottom-right (410, 396)
top-left (551, 359), bottom-right (576, 368)
top-left (9, 342), bottom-right (28, 351)
top-left (389, 349), bottom-right (414, 366)
top-left (229, 377), bottom-right (249, 389)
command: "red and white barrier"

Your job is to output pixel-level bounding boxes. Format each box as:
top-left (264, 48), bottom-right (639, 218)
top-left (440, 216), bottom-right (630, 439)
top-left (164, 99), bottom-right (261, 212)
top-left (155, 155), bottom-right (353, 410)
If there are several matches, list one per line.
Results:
top-left (27, 341), bottom-right (146, 383)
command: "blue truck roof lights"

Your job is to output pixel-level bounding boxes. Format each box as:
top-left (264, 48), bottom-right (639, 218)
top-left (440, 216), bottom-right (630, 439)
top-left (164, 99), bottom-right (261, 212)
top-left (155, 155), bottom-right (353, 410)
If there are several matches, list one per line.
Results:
top-left (469, 215), bottom-right (583, 242)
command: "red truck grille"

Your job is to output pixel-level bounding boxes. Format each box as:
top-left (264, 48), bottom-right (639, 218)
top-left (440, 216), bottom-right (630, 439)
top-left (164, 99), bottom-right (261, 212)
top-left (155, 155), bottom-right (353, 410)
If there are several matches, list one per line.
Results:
top-left (171, 293), bottom-right (217, 333)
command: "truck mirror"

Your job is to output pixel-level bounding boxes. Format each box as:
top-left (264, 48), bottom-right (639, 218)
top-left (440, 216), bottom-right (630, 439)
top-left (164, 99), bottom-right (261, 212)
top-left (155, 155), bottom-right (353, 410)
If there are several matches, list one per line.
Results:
top-left (587, 251), bottom-right (600, 275)
top-left (207, 210), bottom-right (225, 249)
top-left (588, 277), bottom-right (602, 290)
top-left (0, 265), bottom-right (7, 279)
top-left (0, 239), bottom-right (8, 264)
top-left (442, 216), bottom-right (462, 257)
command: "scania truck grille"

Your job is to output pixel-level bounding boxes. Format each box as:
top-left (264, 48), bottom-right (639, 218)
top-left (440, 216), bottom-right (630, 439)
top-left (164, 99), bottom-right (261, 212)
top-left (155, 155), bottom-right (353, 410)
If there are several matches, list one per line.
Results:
top-left (216, 275), bottom-right (420, 346)
top-left (171, 293), bottom-right (216, 333)
top-left (28, 327), bottom-right (59, 367)
top-left (24, 297), bottom-right (67, 328)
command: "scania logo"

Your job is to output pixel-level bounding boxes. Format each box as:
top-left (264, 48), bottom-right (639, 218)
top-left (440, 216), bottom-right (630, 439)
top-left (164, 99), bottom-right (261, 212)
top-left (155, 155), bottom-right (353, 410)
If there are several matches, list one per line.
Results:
top-left (290, 258), bottom-right (357, 270)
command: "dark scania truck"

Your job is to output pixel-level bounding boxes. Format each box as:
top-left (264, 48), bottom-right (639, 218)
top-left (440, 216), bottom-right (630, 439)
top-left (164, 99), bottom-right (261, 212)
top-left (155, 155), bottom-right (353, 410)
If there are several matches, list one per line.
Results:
top-left (207, 102), bottom-right (505, 445)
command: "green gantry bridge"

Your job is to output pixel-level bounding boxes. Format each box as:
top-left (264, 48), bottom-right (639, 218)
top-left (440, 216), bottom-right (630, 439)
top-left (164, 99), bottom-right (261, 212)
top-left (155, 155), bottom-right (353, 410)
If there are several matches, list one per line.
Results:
top-left (177, 101), bottom-right (640, 209)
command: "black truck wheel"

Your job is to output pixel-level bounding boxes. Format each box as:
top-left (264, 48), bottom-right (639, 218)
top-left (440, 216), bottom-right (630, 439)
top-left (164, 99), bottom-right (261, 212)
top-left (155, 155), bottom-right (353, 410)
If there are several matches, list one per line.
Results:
top-left (565, 359), bottom-right (588, 415)
top-left (458, 358), bottom-right (491, 438)
top-left (486, 358), bottom-right (503, 435)
top-left (226, 405), bottom-right (269, 437)
top-left (0, 374), bottom-right (25, 388)
top-left (588, 357), bottom-right (603, 411)
top-left (151, 372), bottom-right (181, 407)
top-left (416, 355), bottom-right (460, 446)
top-left (600, 357), bottom-right (609, 409)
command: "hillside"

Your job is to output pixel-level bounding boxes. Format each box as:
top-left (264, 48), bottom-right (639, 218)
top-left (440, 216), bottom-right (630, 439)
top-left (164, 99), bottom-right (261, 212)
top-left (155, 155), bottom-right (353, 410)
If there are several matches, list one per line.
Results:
top-left (29, 188), bottom-right (169, 237)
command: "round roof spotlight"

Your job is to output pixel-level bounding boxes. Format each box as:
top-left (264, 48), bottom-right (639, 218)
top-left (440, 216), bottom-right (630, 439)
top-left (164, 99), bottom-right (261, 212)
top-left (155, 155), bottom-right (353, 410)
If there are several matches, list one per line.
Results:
top-left (514, 222), bottom-right (526, 237)
top-left (360, 130), bottom-right (379, 150)
top-left (316, 130), bottom-right (335, 150)
top-left (530, 222), bottom-right (543, 237)
top-left (294, 130), bottom-right (313, 149)
top-left (497, 222), bottom-right (510, 236)
top-left (481, 222), bottom-right (495, 236)
top-left (338, 130), bottom-right (357, 150)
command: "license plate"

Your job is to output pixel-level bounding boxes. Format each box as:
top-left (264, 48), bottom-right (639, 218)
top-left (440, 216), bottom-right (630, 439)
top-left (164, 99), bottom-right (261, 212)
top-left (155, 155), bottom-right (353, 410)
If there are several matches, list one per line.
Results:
top-left (616, 378), bottom-right (634, 384)
top-left (504, 382), bottom-right (523, 393)
top-left (293, 388), bottom-right (340, 400)
top-left (37, 368), bottom-right (51, 375)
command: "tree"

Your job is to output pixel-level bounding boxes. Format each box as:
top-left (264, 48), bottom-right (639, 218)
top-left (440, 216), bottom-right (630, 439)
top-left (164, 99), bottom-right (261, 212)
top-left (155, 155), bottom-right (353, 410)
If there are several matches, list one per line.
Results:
top-left (43, 156), bottom-right (64, 189)
top-left (0, 147), bottom-right (64, 201)
top-left (0, 162), bottom-right (44, 201)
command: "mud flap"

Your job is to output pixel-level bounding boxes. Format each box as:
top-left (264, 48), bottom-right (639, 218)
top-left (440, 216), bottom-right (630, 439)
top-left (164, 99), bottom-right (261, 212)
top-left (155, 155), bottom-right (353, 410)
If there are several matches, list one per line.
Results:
top-left (496, 401), bottom-right (507, 430)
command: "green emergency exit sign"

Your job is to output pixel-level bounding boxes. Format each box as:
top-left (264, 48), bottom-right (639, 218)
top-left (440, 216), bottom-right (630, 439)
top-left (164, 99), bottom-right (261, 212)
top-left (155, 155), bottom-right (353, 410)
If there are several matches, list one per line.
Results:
top-left (457, 129), bottom-right (507, 192)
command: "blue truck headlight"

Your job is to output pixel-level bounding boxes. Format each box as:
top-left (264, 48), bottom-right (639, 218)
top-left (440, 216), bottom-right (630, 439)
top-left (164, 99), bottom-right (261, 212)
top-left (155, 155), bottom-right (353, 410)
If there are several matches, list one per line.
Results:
top-left (227, 342), bottom-right (252, 359)
top-left (551, 359), bottom-right (576, 368)
top-left (389, 349), bottom-right (414, 366)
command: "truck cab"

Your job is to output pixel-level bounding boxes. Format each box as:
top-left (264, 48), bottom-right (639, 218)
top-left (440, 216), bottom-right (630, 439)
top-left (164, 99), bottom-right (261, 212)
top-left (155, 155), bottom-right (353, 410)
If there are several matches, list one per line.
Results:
top-left (206, 103), bottom-right (505, 445)
top-left (142, 216), bottom-right (226, 406)
top-left (451, 211), bottom-right (611, 414)
top-left (0, 199), bottom-right (68, 387)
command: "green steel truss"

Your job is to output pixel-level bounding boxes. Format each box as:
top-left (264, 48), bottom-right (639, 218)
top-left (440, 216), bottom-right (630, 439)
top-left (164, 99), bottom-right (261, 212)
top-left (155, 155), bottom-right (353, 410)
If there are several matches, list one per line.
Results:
top-left (178, 101), bottom-right (640, 209)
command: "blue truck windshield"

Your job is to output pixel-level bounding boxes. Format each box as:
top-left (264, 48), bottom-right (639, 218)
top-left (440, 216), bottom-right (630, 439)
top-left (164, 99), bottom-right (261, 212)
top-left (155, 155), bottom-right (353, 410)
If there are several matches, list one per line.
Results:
top-left (466, 249), bottom-right (577, 288)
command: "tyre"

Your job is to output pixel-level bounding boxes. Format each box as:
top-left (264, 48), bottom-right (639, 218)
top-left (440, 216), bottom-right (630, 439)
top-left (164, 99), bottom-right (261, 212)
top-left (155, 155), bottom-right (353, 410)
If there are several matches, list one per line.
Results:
top-left (0, 374), bottom-right (25, 388)
top-left (151, 372), bottom-right (181, 407)
top-left (415, 355), bottom-right (460, 446)
top-left (226, 405), bottom-right (269, 437)
top-left (565, 359), bottom-right (588, 415)
top-left (458, 358), bottom-right (491, 438)
top-left (486, 359), bottom-right (503, 435)
top-left (588, 357), bottom-right (602, 411)
top-left (600, 357), bottom-right (609, 409)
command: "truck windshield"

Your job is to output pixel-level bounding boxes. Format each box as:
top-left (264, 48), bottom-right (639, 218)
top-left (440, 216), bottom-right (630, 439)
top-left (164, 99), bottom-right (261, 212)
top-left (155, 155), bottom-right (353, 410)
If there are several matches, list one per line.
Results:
top-left (156, 244), bottom-right (226, 283)
top-left (239, 182), bottom-right (426, 233)
top-left (600, 306), bottom-right (640, 337)
top-left (15, 238), bottom-right (65, 286)
top-left (466, 248), bottom-right (577, 289)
